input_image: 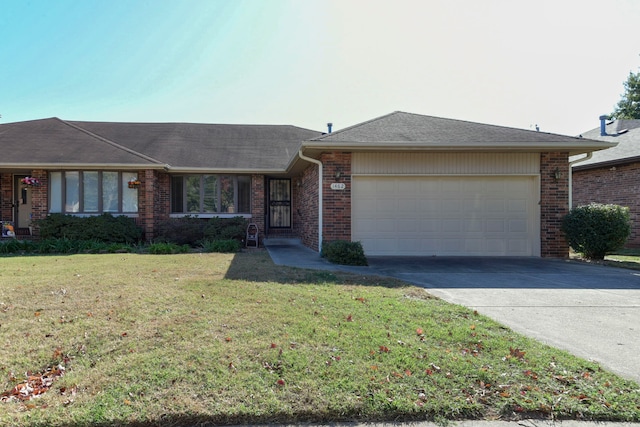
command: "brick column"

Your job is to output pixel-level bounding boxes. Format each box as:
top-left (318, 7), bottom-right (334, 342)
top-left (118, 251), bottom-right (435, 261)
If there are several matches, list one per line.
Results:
top-left (29, 170), bottom-right (49, 237)
top-left (0, 174), bottom-right (13, 222)
top-left (320, 152), bottom-right (352, 244)
top-left (298, 164), bottom-right (319, 250)
top-left (540, 152), bottom-right (569, 258)
top-left (139, 169), bottom-right (170, 242)
top-left (251, 175), bottom-right (265, 236)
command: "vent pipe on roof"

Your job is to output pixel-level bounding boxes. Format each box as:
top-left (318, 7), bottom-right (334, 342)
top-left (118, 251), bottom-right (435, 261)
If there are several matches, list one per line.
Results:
top-left (327, 122), bottom-right (333, 133)
top-left (599, 115), bottom-right (608, 136)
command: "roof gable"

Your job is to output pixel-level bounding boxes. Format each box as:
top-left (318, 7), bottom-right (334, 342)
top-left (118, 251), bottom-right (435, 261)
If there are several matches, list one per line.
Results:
top-left (305, 111), bottom-right (611, 152)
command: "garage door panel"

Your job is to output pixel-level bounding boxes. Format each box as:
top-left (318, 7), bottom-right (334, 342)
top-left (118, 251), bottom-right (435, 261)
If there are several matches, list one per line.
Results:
top-left (352, 176), bottom-right (539, 256)
top-left (509, 219), bottom-right (527, 233)
top-left (486, 219), bottom-right (505, 233)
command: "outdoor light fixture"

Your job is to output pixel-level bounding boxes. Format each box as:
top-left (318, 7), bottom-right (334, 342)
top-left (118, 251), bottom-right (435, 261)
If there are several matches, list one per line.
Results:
top-left (553, 167), bottom-right (562, 181)
top-left (335, 170), bottom-right (342, 179)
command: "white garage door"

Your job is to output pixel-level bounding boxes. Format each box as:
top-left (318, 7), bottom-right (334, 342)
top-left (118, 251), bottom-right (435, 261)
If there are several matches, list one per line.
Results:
top-left (352, 176), bottom-right (539, 256)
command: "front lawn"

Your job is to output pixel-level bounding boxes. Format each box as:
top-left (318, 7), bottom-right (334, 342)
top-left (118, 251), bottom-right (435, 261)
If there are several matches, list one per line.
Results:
top-left (0, 250), bottom-right (638, 426)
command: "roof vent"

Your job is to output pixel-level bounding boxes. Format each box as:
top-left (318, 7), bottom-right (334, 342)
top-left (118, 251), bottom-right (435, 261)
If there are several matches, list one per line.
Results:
top-left (327, 122), bottom-right (333, 133)
top-left (599, 115), bottom-right (608, 136)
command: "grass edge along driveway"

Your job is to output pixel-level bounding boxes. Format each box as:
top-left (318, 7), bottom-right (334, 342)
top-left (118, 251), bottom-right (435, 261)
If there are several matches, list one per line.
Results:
top-left (0, 250), bottom-right (638, 426)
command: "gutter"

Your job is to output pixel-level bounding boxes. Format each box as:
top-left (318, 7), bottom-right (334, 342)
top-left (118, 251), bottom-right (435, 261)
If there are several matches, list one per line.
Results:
top-left (568, 152), bottom-right (593, 208)
top-left (298, 148), bottom-right (323, 251)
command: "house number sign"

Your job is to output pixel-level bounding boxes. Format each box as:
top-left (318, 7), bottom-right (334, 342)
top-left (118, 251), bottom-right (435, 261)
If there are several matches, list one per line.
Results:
top-left (330, 183), bottom-right (346, 190)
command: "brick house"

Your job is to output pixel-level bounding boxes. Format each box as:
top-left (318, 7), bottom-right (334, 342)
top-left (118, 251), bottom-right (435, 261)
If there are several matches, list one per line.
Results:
top-left (0, 111), bottom-right (611, 257)
top-left (572, 117), bottom-right (640, 247)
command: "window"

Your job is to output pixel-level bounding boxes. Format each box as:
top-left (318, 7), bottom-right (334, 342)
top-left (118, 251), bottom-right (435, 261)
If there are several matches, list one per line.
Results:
top-left (49, 171), bottom-right (138, 214)
top-left (171, 175), bottom-right (251, 214)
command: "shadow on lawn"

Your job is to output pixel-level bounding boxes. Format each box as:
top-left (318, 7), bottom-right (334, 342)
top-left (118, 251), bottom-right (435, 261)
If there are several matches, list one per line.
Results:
top-left (224, 248), bottom-right (409, 288)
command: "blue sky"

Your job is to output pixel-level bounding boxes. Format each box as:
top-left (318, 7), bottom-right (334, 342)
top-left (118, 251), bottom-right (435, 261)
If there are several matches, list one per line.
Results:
top-left (2, 0), bottom-right (639, 136)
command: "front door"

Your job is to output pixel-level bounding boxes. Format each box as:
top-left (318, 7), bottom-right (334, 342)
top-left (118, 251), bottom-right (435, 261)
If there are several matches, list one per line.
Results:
top-left (268, 179), bottom-right (291, 228)
top-left (14, 175), bottom-right (33, 229)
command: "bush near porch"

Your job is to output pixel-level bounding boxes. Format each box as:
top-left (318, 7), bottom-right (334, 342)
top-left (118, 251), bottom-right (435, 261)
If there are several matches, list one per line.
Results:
top-left (36, 213), bottom-right (143, 243)
top-left (155, 216), bottom-right (248, 246)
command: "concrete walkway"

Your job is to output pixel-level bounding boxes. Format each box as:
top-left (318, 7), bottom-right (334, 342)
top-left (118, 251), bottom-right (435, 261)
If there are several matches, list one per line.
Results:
top-left (263, 239), bottom-right (640, 384)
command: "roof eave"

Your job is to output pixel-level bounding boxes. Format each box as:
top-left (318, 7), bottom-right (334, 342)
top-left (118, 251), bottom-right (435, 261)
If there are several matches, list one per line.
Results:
top-left (300, 141), bottom-right (616, 157)
top-left (0, 163), bottom-right (168, 170)
top-left (572, 155), bottom-right (640, 171)
top-left (165, 166), bottom-right (284, 174)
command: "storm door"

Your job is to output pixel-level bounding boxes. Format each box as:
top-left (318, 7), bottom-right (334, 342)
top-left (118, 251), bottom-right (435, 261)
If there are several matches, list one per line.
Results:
top-left (268, 179), bottom-right (291, 228)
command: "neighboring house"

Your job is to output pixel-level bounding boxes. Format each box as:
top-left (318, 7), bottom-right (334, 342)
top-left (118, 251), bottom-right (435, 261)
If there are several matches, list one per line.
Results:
top-left (0, 111), bottom-right (612, 257)
top-left (572, 117), bottom-right (640, 247)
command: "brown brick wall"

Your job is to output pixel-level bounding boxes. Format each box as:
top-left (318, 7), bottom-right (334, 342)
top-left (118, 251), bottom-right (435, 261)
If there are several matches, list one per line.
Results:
top-left (540, 152), bottom-right (570, 258)
top-left (297, 165), bottom-right (320, 250)
top-left (1, 174), bottom-right (13, 222)
top-left (573, 162), bottom-right (640, 247)
top-left (251, 175), bottom-right (265, 236)
top-left (321, 152), bottom-right (352, 244)
top-left (137, 170), bottom-right (171, 241)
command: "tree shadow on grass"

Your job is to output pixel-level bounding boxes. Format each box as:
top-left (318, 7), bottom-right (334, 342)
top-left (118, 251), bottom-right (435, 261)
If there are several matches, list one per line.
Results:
top-left (224, 248), bottom-right (410, 289)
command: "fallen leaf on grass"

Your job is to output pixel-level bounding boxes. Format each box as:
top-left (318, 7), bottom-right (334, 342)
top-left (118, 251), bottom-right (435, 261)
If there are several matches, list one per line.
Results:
top-left (508, 347), bottom-right (526, 360)
top-left (1, 364), bottom-right (66, 402)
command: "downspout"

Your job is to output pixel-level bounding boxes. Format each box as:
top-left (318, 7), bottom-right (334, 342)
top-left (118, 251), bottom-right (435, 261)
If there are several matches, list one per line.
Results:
top-left (568, 152), bottom-right (593, 208)
top-left (298, 149), bottom-right (323, 250)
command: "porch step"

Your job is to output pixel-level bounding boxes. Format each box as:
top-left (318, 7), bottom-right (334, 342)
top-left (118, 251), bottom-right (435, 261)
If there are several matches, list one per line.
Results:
top-left (263, 237), bottom-right (302, 247)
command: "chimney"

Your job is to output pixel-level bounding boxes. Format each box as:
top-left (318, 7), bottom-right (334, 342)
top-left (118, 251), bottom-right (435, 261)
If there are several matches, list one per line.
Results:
top-left (327, 122), bottom-right (333, 133)
top-left (599, 115), bottom-right (608, 136)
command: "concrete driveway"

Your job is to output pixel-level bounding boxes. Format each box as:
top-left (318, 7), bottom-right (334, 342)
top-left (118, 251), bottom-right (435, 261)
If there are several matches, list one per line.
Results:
top-left (365, 256), bottom-right (640, 384)
top-left (264, 240), bottom-right (640, 384)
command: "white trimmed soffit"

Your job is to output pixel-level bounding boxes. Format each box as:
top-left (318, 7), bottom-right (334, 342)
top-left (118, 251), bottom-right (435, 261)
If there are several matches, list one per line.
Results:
top-left (300, 140), bottom-right (616, 157)
top-left (0, 163), bottom-right (166, 170)
top-left (165, 167), bottom-right (286, 174)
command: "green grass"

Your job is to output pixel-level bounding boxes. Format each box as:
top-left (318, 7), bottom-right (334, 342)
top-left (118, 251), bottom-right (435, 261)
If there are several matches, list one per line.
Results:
top-left (0, 250), bottom-right (638, 426)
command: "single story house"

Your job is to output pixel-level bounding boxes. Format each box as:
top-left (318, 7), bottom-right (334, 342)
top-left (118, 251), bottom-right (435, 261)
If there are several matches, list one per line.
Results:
top-left (572, 116), bottom-right (640, 246)
top-left (0, 111), bottom-right (612, 257)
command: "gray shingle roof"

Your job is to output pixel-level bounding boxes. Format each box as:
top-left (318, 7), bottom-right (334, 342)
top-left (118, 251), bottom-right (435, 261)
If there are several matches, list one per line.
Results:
top-left (571, 119), bottom-right (640, 169)
top-left (0, 118), bottom-right (321, 171)
top-left (0, 118), bottom-right (163, 167)
top-left (305, 111), bottom-right (612, 155)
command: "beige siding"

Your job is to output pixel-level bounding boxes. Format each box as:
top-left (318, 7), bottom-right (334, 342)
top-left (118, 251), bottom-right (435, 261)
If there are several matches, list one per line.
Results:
top-left (352, 152), bottom-right (539, 175)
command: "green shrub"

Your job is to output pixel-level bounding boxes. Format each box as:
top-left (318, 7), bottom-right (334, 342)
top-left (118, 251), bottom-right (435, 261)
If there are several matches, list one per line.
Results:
top-left (36, 238), bottom-right (82, 254)
top-left (321, 240), bottom-right (368, 266)
top-left (203, 216), bottom-right (248, 242)
top-left (36, 213), bottom-right (143, 243)
top-left (562, 203), bottom-right (631, 260)
top-left (0, 239), bottom-right (36, 254)
top-left (148, 242), bottom-right (190, 254)
top-left (201, 239), bottom-right (241, 253)
top-left (155, 216), bottom-right (207, 246)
